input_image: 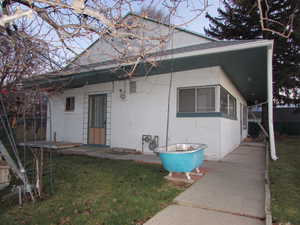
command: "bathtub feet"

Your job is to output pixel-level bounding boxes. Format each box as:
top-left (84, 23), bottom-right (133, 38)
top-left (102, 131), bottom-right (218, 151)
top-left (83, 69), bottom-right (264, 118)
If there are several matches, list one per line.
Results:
top-left (185, 172), bottom-right (191, 180)
top-left (195, 168), bottom-right (204, 176)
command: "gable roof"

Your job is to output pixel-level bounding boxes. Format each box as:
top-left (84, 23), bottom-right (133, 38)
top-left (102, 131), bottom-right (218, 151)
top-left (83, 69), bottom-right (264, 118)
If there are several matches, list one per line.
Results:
top-left (59, 39), bottom-right (261, 76)
top-left (64, 13), bottom-right (214, 70)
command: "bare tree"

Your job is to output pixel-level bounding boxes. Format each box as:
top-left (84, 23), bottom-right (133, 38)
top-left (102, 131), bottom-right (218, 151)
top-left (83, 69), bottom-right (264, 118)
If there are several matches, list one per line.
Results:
top-left (0, 0), bottom-right (210, 78)
top-left (139, 6), bottom-right (170, 24)
top-left (0, 25), bottom-right (57, 91)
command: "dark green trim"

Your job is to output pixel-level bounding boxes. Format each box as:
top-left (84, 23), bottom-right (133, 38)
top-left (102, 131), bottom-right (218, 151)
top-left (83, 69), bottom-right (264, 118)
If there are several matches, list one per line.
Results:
top-left (177, 112), bottom-right (223, 117)
top-left (177, 112), bottom-right (237, 120)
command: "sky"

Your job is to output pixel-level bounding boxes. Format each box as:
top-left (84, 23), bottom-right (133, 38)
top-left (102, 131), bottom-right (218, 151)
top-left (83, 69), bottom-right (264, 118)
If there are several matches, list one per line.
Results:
top-left (172, 0), bottom-right (223, 35)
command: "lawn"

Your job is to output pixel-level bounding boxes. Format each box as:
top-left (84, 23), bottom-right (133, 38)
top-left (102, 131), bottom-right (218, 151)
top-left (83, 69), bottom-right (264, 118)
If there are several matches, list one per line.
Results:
top-left (270, 137), bottom-right (300, 225)
top-left (0, 155), bottom-right (186, 225)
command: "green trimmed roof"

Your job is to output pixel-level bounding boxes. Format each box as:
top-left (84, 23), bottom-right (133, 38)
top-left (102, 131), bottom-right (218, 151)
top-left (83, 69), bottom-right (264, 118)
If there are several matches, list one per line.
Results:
top-left (30, 41), bottom-right (269, 104)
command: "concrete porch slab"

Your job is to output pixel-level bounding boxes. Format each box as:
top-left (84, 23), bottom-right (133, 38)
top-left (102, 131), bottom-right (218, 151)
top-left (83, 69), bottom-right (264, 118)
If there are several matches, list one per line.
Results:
top-left (59, 147), bottom-right (161, 164)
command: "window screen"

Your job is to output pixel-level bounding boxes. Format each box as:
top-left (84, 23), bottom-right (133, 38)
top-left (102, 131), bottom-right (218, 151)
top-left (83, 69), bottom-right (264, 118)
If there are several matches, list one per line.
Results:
top-left (177, 85), bottom-right (236, 120)
top-left (65, 97), bottom-right (75, 111)
top-left (228, 95), bottom-right (236, 119)
top-left (178, 88), bottom-right (195, 112)
top-left (220, 87), bottom-right (236, 119)
top-left (89, 95), bottom-right (106, 128)
top-left (197, 87), bottom-right (215, 112)
top-left (243, 105), bottom-right (248, 129)
top-left (220, 87), bottom-right (228, 114)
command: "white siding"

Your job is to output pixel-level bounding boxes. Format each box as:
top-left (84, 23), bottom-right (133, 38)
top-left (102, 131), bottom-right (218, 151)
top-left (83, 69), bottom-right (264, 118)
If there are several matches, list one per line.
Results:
top-left (48, 66), bottom-right (248, 160)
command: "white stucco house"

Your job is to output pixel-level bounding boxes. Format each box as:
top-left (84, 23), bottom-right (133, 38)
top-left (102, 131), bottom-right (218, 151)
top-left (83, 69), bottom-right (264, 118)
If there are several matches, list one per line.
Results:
top-left (38, 13), bottom-right (277, 160)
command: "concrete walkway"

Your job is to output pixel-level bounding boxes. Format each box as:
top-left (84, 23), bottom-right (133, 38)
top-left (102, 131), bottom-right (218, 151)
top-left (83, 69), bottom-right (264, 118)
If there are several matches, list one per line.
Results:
top-left (144, 143), bottom-right (266, 225)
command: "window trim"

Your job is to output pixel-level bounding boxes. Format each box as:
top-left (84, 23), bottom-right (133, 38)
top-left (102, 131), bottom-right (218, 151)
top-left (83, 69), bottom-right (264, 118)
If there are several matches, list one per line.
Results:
top-left (65, 96), bottom-right (75, 112)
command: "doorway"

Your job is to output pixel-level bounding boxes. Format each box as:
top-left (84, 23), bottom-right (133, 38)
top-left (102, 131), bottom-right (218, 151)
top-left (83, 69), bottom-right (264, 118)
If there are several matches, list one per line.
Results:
top-left (88, 94), bottom-right (107, 145)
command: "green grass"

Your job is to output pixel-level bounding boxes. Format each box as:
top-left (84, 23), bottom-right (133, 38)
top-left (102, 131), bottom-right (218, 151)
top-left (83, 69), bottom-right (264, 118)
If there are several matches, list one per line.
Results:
top-left (270, 137), bottom-right (300, 225)
top-left (0, 156), bottom-right (186, 225)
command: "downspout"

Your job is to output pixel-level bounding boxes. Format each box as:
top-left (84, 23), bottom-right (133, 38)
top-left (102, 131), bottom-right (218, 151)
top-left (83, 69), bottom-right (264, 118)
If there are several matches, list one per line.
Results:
top-left (267, 42), bottom-right (278, 160)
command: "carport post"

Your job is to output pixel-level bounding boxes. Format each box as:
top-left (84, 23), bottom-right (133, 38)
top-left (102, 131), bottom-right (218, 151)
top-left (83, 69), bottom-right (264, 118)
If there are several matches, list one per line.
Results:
top-left (267, 42), bottom-right (278, 160)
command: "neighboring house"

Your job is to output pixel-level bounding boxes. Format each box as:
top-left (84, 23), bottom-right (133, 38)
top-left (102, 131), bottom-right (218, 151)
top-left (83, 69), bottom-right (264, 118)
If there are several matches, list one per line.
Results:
top-left (39, 13), bottom-right (276, 160)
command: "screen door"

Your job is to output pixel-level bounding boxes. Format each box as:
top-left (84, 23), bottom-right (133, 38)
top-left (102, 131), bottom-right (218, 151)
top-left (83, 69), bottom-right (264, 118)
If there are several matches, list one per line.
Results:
top-left (88, 94), bottom-right (107, 145)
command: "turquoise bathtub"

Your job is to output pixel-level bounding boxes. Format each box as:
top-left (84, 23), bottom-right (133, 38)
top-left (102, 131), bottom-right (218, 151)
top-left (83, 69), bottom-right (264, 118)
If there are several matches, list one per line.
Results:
top-left (156, 144), bottom-right (207, 173)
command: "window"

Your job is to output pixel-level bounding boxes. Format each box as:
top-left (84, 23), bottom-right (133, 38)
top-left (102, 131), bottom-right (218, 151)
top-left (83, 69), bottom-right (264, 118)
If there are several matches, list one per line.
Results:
top-left (220, 87), bottom-right (237, 120)
top-left (197, 87), bottom-right (215, 112)
top-left (129, 81), bottom-right (137, 93)
top-left (220, 87), bottom-right (228, 114)
top-left (178, 88), bottom-right (195, 112)
top-left (243, 105), bottom-right (248, 129)
top-left (65, 97), bottom-right (75, 111)
top-left (178, 87), bottom-right (216, 113)
top-left (177, 85), bottom-right (237, 120)
top-left (229, 95), bottom-right (236, 119)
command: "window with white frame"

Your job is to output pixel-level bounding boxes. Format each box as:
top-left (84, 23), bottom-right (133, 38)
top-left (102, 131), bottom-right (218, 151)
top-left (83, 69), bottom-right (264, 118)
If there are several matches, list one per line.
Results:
top-left (178, 86), bottom-right (216, 113)
top-left (177, 85), bottom-right (237, 120)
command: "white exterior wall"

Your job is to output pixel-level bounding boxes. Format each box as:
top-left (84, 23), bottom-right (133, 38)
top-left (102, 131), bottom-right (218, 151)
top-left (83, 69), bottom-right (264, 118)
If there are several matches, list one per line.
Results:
top-left (47, 82), bottom-right (113, 145)
top-left (48, 89), bottom-right (85, 143)
top-left (110, 67), bottom-right (221, 160)
top-left (48, 66), bottom-right (248, 160)
top-left (218, 67), bottom-right (248, 157)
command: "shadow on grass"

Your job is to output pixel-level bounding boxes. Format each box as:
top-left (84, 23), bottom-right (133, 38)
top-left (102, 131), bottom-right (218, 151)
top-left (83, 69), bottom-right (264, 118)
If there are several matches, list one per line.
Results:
top-left (0, 155), bottom-right (186, 225)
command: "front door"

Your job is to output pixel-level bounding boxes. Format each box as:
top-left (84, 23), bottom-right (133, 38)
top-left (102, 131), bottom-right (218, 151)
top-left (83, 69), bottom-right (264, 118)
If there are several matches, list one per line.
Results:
top-left (88, 94), bottom-right (107, 145)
